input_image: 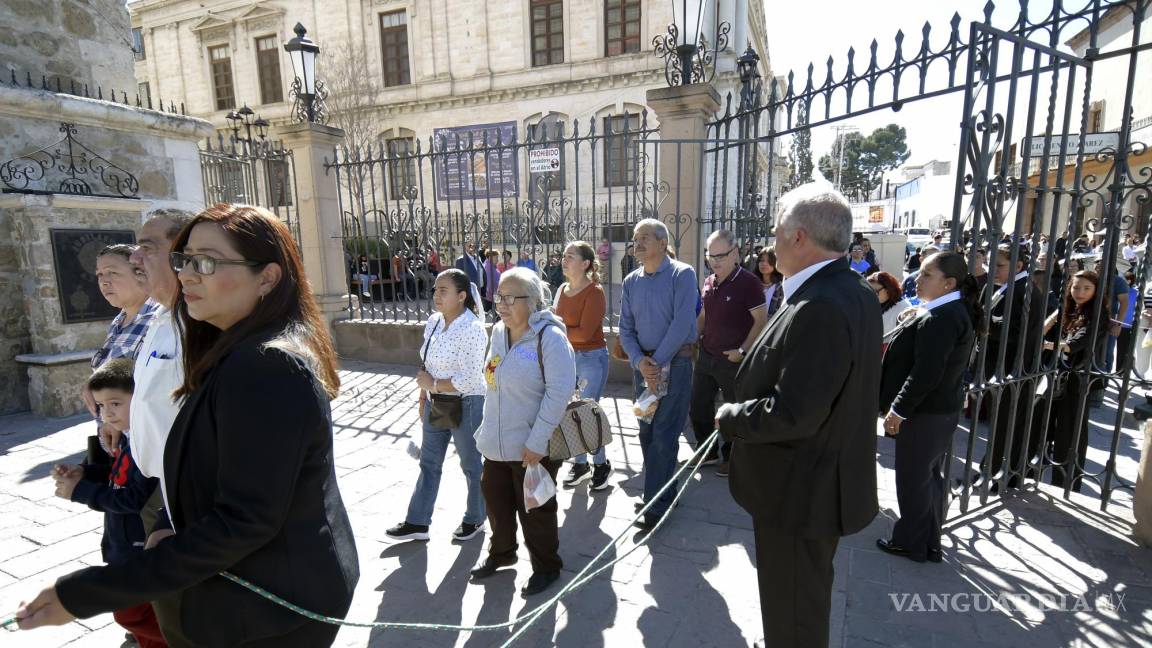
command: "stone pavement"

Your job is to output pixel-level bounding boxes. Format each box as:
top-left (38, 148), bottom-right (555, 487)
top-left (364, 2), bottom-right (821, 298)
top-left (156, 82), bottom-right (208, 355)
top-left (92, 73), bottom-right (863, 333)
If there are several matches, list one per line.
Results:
top-left (0, 359), bottom-right (1149, 647)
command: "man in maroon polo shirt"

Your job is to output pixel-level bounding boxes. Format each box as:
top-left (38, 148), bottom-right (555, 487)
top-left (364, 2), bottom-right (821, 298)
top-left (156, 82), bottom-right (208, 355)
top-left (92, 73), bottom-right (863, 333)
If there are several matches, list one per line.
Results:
top-left (690, 230), bottom-right (768, 475)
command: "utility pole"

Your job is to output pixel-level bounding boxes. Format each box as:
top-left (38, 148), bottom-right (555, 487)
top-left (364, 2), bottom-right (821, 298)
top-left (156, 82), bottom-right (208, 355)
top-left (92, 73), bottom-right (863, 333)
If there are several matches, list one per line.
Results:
top-left (831, 125), bottom-right (859, 193)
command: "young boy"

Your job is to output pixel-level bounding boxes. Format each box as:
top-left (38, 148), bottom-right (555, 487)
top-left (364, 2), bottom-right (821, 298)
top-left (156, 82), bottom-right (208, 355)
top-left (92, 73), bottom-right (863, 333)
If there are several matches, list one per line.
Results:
top-left (53, 358), bottom-right (167, 648)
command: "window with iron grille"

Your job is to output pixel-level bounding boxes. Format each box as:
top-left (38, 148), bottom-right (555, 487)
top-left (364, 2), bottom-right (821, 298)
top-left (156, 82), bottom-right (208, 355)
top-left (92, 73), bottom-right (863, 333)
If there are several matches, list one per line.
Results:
top-left (387, 137), bottom-right (416, 199)
top-left (256, 36), bottom-right (284, 104)
top-left (531, 0), bottom-right (564, 67)
top-left (603, 114), bottom-right (640, 187)
top-left (604, 0), bottom-right (641, 56)
top-left (380, 11), bottom-right (411, 87)
top-left (133, 28), bottom-right (146, 61)
top-left (209, 45), bottom-right (236, 111)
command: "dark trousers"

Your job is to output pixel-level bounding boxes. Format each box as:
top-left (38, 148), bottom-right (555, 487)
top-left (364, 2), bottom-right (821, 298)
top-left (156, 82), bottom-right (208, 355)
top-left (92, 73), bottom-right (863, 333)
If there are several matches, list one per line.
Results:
top-left (481, 458), bottom-right (563, 573)
top-left (978, 384), bottom-right (1039, 486)
top-left (1047, 373), bottom-right (1094, 492)
top-left (752, 519), bottom-right (839, 648)
top-left (688, 349), bottom-right (739, 459)
top-left (892, 412), bottom-right (958, 557)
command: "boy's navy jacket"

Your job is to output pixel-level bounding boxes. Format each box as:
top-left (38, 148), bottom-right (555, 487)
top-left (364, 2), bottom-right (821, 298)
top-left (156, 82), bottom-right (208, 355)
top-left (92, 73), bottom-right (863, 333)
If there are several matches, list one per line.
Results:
top-left (71, 435), bottom-right (158, 565)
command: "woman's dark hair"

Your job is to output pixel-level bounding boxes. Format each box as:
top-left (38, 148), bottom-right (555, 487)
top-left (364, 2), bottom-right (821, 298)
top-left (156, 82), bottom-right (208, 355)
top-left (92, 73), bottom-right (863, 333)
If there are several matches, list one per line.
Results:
top-left (868, 271), bottom-right (903, 311)
top-left (756, 246), bottom-right (783, 285)
top-left (925, 251), bottom-right (985, 333)
top-left (1061, 270), bottom-right (1102, 337)
top-left (172, 204), bottom-right (340, 400)
top-left (437, 268), bottom-right (478, 314)
top-left (566, 240), bottom-right (601, 284)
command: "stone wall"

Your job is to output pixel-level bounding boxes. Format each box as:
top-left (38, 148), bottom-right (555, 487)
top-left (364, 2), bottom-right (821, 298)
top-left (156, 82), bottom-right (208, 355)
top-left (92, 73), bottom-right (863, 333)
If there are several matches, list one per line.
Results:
top-left (0, 0), bottom-right (137, 92)
top-left (0, 83), bottom-right (211, 416)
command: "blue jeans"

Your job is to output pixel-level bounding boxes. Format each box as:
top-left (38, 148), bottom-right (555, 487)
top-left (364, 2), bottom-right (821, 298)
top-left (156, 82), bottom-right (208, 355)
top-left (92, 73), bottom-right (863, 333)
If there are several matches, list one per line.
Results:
top-left (572, 348), bottom-right (610, 465)
top-left (634, 355), bottom-right (693, 517)
top-left (405, 394), bottom-right (486, 526)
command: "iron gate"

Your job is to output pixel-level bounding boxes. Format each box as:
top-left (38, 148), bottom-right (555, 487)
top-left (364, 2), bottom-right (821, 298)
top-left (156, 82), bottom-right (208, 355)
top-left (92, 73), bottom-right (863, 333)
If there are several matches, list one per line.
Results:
top-left (322, 0), bottom-right (1148, 517)
top-left (199, 134), bottom-right (301, 242)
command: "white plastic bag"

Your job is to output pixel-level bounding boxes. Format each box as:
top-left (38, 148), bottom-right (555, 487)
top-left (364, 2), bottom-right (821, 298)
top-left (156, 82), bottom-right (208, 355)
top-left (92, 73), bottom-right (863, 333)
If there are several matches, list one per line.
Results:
top-left (523, 463), bottom-right (556, 511)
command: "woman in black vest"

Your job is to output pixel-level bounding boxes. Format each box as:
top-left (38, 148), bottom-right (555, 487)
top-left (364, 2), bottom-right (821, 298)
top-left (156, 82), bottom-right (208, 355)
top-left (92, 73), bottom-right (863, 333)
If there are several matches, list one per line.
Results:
top-left (1041, 270), bottom-right (1109, 492)
top-left (876, 252), bottom-right (979, 563)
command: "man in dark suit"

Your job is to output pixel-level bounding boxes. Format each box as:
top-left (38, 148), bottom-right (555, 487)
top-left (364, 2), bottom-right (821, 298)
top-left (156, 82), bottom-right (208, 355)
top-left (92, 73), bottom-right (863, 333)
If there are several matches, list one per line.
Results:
top-left (973, 244), bottom-right (1046, 490)
top-left (717, 183), bottom-right (881, 648)
top-left (454, 241), bottom-right (486, 307)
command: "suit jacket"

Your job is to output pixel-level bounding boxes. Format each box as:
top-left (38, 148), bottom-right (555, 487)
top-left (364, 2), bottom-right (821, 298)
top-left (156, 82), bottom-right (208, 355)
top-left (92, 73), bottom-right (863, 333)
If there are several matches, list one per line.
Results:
top-left (455, 254), bottom-right (484, 290)
top-left (719, 257), bottom-right (880, 538)
top-left (57, 334), bottom-right (359, 647)
top-left (980, 276), bottom-right (1045, 380)
top-left (879, 299), bottom-right (975, 417)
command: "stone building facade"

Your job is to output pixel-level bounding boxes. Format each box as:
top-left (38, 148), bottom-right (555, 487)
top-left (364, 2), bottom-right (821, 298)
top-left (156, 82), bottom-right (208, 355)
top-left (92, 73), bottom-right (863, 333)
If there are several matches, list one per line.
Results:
top-left (0, 0), bottom-right (211, 416)
top-left (129, 0), bottom-right (776, 242)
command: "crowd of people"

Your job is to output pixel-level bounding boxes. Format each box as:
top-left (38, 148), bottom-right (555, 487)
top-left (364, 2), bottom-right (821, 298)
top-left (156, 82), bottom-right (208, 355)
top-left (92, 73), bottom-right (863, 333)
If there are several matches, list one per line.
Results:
top-left (11, 182), bottom-right (1134, 648)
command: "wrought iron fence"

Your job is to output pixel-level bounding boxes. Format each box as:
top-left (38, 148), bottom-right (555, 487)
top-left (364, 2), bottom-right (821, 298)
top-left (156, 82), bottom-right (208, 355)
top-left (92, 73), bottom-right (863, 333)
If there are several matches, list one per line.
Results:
top-left (199, 134), bottom-right (300, 242)
top-left (728, 0), bottom-right (1150, 517)
top-left (312, 0), bottom-right (1148, 520)
top-left (0, 66), bottom-right (186, 115)
top-left (328, 114), bottom-right (673, 327)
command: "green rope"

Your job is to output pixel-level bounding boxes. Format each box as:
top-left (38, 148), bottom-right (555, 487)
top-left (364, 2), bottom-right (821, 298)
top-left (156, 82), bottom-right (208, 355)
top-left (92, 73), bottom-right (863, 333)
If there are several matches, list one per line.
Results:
top-left (4, 431), bottom-right (720, 643)
top-left (219, 430), bottom-right (721, 640)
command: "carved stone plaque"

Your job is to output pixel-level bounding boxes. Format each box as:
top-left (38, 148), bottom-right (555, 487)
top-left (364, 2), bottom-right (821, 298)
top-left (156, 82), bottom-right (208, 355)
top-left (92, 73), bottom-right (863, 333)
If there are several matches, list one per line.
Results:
top-left (49, 228), bottom-right (136, 324)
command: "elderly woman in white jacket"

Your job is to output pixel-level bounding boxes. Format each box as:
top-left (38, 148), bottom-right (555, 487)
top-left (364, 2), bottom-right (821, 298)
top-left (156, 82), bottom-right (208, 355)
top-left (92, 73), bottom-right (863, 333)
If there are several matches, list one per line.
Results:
top-left (470, 267), bottom-right (576, 598)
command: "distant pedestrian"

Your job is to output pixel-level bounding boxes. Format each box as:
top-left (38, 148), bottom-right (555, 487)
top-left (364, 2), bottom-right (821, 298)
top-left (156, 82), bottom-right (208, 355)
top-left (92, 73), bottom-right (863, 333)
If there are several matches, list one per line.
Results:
top-left (756, 246), bottom-right (785, 317)
top-left (471, 268), bottom-right (576, 597)
top-left (387, 269), bottom-right (488, 544)
top-left (555, 241), bottom-right (612, 490)
top-left (877, 252), bottom-right (978, 564)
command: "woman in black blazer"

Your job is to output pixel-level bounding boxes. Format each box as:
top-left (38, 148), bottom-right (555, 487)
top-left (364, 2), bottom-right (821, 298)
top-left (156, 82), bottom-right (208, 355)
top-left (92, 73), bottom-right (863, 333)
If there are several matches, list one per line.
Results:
top-left (16, 205), bottom-right (359, 646)
top-left (876, 252), bottom-right (979, 563)
top-left (1041, 269), bottom-right (1109, 492)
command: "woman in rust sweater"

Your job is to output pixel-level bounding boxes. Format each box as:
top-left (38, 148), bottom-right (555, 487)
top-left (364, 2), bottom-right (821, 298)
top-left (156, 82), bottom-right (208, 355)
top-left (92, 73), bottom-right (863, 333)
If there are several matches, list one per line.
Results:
top-left (554, 240), bottom-right (612, 491)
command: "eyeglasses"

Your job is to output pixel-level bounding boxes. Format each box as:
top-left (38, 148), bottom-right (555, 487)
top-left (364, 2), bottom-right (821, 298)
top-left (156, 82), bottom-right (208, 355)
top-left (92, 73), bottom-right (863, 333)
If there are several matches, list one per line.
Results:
top-left (493, 293), bottom-right (530, 306)
top-left (171, 252), bottom-right (265, 276)
top-left (706, 248), bottom-right (736, 262)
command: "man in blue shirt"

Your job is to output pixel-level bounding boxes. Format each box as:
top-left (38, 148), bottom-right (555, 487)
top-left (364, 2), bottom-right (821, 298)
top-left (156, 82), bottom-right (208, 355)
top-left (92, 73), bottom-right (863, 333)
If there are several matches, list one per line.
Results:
top-left (619, 218), bottom-right (699, 530)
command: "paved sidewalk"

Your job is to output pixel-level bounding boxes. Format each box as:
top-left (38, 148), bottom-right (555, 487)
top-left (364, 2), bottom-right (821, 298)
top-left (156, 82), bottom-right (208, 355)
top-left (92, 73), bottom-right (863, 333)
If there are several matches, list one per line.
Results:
top-left (0, 360), bottom-right (1148, 647)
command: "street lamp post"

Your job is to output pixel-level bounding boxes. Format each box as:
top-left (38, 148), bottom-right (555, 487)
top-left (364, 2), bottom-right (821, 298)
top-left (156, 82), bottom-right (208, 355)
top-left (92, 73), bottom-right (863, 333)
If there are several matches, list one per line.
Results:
top-left (284, 22), bottom-right (327, 124)
top-left (225, 104), bottom-right (270, 151)
top-left (653, 0), bottom-right (731, 87)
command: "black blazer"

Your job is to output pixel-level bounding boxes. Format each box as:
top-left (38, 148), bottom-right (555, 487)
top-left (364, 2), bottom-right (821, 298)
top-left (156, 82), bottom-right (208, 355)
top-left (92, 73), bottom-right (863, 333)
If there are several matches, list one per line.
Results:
top-left (979, 276), bottom-right (1045, 380)
top-left (57, 335), bottom-right (359, 647)
top-left (879, 299), bottom-right (975, 417)
top-left (718, 257), bottom-right (881, 537)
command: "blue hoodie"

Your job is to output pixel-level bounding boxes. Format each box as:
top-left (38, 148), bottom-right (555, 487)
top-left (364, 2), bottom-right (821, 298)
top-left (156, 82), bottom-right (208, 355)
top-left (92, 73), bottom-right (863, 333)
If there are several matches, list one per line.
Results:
top-left (475, 309), bottom-right (577, 461)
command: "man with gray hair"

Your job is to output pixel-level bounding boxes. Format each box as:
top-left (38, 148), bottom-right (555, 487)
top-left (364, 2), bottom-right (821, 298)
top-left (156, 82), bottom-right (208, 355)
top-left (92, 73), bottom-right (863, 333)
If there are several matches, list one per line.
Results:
top-left (689, 229), bottom-right (767, 475)
top-left (618, 218), bottom-right (699, 531)
top-left (716, 183), bottom-right (880, 647)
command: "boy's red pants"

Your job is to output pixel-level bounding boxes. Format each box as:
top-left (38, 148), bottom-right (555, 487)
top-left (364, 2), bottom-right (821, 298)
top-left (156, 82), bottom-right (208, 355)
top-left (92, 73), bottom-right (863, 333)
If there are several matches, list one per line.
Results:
top-left (113, 603), bottom-right (167, 648)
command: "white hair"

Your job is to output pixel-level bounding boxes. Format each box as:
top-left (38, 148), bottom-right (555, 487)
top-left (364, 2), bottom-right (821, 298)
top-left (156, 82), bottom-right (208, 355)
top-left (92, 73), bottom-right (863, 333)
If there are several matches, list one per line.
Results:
top-left (500, 266), bottom-right (552, 312)
top-left (776, 182), bottom-right (852, 253)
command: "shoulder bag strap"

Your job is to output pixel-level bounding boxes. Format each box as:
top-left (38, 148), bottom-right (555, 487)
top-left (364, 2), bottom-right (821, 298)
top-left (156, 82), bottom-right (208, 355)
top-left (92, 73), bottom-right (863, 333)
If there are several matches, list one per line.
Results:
top-left (421, 318), bottom-right (440, 370)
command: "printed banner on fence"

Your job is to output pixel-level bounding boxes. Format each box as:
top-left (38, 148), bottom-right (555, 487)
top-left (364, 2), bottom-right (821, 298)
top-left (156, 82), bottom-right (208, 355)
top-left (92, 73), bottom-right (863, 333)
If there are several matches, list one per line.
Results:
top-left (433, 122), bottom-right (520, 201)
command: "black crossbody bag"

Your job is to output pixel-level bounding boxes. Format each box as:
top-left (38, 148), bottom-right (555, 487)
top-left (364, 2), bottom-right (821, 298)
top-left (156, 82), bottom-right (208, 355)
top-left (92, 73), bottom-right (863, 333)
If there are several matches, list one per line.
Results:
top-left (422, 318), bottom-right (463, 428)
